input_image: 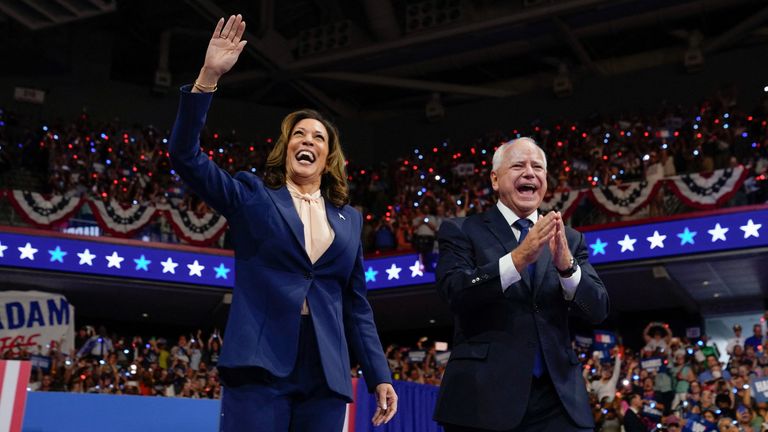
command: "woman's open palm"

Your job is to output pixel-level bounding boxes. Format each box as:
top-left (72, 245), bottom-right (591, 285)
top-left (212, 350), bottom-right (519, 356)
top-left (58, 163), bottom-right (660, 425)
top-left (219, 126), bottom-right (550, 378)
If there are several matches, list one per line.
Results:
top-left (203, 15), bottom-right (247, 80)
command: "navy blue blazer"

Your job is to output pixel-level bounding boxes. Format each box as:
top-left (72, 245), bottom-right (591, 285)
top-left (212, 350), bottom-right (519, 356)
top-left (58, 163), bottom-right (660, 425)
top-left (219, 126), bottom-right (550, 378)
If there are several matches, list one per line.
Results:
top-left (168, 87), bottom-right (391, 400)
top-left (434, 205), bottom-right (609, 430)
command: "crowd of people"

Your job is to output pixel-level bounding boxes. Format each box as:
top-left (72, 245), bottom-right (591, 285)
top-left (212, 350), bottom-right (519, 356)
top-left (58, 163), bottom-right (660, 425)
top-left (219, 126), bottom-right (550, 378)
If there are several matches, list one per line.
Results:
top-left (13, 316), bottom-right (768, 432)
top-left (1, 89), bottom-right (767, 253)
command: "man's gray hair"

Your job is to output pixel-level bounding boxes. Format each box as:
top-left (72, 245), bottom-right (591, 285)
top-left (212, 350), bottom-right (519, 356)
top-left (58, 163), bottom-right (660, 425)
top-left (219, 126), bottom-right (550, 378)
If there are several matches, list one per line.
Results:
top-left (491, 137), bottom-right (547, 172)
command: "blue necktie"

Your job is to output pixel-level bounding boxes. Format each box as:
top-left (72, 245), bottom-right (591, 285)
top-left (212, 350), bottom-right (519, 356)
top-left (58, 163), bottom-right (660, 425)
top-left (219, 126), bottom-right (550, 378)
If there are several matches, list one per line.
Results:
top-left (513, 218), bottom-right (545, 378)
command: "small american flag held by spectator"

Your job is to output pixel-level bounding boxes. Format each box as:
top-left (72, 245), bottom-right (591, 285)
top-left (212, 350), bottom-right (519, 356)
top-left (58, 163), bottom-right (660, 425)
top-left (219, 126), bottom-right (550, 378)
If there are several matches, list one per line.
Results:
top-left (0, 360), bottom-right (32, 432)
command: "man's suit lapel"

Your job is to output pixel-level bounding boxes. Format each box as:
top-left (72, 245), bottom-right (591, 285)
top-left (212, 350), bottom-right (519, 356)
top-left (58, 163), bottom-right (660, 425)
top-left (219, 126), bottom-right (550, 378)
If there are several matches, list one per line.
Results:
top-left (266, 185), bottom-right (306, 251)
top-left (533, 242), bottom-right (552, 298)
top-left (483, 206), bottom-right (531, 287)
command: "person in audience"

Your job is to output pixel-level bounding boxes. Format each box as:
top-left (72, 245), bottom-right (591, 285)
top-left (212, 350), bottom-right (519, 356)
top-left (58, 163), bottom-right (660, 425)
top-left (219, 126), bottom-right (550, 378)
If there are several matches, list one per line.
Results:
top-left (168, 14), bottom-right (395, 431)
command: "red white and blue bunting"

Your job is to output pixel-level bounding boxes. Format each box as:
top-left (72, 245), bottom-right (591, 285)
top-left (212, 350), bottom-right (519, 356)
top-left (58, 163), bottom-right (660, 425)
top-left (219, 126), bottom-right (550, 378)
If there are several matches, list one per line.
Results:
top-left (7, 190), bottom-right (84, 228)
top-left (540, 190), bottom-right (585, 220)
top-left (87, 199), bottom-right (158, 238)
top-left (164, 206), bottom-right (228, 246)
top-left (0, 165), bottom-right (752, 245)
top-left (588, 178), bottom-right (663, 216)
top-left (666, 166), bottom-right (748, 209)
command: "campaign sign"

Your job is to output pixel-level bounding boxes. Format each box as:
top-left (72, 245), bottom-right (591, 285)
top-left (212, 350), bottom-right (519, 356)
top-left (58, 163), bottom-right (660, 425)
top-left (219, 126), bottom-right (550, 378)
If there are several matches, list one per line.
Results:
top-left (407, 350), bottom-right (426, 363)
top-left (683, 418), bottom-right (717, 432)
top-left (641, 357), bottom-right (665, 372)
top-left (593, 330), bottom-right (616, 349)
top-left (0, 291), bottom-right (75, 356)
top-left (750, 377), bottom-right (768, 403)
top-left (575, 335), bottom-right (593, 349)
top-left (30, 355), bottom-right (51, 372)
top-left (641, 403), bottom-right (662, 423)
top-left (435, 351), bottom-right (451, 366)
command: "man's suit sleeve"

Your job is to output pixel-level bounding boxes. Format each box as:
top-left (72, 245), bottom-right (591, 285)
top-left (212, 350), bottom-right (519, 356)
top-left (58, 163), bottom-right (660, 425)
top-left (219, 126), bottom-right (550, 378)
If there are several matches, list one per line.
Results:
top-left (168, 85), bottom-right (254, 217)
top-left (568, 229), bottom-right (610, 324)
top-left (436, 218), bottom-right (507, 314)
top-left (343, 213), bottom-right (392, 393)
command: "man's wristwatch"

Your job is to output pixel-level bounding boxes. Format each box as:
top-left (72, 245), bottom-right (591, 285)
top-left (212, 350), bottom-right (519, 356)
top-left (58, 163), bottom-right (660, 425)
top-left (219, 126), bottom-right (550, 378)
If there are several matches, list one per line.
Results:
top-left (557, 256), bottom-right (578, 278)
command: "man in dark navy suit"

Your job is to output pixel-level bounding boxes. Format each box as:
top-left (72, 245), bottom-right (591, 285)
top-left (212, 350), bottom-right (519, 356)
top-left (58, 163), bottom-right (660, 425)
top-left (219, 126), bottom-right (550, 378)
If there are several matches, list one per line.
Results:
top-left (434, 137), bottom-right (609, 431)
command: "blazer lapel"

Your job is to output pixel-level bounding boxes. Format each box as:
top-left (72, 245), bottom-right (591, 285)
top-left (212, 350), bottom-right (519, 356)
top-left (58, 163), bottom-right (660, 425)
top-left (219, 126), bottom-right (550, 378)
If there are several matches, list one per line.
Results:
top-left (483, 206), bottom-right (531, 287)
top-left (265, 185), bottom-right (306, 251)
top-left (314, 201), bottom-right (351, 267)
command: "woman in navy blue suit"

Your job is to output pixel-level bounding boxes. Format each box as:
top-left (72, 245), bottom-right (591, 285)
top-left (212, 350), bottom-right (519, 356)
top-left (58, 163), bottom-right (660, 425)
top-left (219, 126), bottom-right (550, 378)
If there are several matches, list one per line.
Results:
top-left (168, 14), bottom-right (397, 432)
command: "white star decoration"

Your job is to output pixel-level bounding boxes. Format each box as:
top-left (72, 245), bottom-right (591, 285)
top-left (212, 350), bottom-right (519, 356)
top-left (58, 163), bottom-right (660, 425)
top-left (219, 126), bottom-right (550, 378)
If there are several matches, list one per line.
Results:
top-left (161, 257), bottom-right (179, 274)
top-left (409, 260), bottom-right (424, 277)
top-left (187, 260), bottom-right (205, 277)
top-left (385, 263), bottom-right (402, 280)
top-left (617, 234), bottom-right (637, 252)
top-left (18, 242), bottom-right (38, 260)
top-left (0, 241), bottom-right (8, 257)
top-left (740, 219), bottom-right (762, 239)
top-left (77, 249), bottom-right (96, 266)
top-left (105, 251), bottom-right (124, 269)
top-left (646, 231), bottom-right (667, 249)
top-left (708, 223), bottom-right (729, 242)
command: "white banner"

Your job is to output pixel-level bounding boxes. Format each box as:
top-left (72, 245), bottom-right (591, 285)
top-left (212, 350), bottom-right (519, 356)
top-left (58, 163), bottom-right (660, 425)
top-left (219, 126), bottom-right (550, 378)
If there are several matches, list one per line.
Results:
top-left (0, 291), bottom-right (75, 357)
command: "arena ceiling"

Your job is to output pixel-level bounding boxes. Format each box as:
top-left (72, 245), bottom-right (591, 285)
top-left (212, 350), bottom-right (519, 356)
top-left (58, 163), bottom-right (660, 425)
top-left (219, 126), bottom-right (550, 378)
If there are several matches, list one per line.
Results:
top-left (0, 0), bottom-right (767, 117)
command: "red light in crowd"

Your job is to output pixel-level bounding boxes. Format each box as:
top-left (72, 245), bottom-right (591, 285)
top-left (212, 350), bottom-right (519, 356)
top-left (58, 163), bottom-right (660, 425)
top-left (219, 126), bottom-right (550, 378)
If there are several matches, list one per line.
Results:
top-left (208, 150), bottom-right (214, 155)
top-left (591, 181), bottom-right (597, 186)
top-left (432, 147), bottom-right (438, 153)
top-left (267, 138), bottom-right (272, 143)
top-left (209, 156), bottom-right (213, 160)
top-left (571, 126), bottom-right (576, 131)
top-left (602, 155), bottom-right (608, 160)
top-left (387, 205), bottom-right (393, 209)
top-left (557, 141), bottom-right (563, 147)
top-left (122, 187), bottom-right (127, 192)
top-left (428, 168), bottom-right (434, 173)
top-left (714, 119), bottom-right (720, 124)
top-left (228, 158), bottom-right (233, 163)
top-left (696, 133), bottom-right (702, 139)
top-left (747, 116), bottom-right (753, 121)
top-left (674, 131), bottom-right (679, 137)
top-left (760, 345), bottom-right (764, 351)
top-left (249, 146), bottom-right (254, 152)
top-left (365, 214), bottom-right (373, 221)
top-left (103, 135), bottom-right (109, 140)
top-left (100, 193), bottom-right (107, 198)
top-left (412, 165), bottom-right (418, 170)
top-left (457, 153), bottom-right (462, 158)
top-left (113, 180), bottom-right (118, 185)
top-left (39, 142), bottom-right (45, 147)
top-left (534, 126), bottom-right (540, 132)
top-left (122, 177), bottom-right (127, 182)
top-left (132, 166), bottom-right (137, 172)
top-left (386, 212), bottom-right (391, 217)
top-left (213, 133), bottom-right (219, 139)
top-left (68, 144), bottom-right (73, 149)
top-left (474, 169), bottom-right (479, 173)
top-left (470, 147), bottom-right (476, 154)
top-left (73, 155), bottom-right (78, 160)
top-left (565, 166), bottom-right (571, 172)
top-left (481, 160), bottom-right (486, 165)
top-left (581, 133), bottom-right (587, 138)
top-left (108, 147), bottom-right (113, 153)
top-left (140, 154), bottom-right (145, 160)
top-left (92, 174), bottom-right (98, 178)
top-left (562, 160), bottom-right (568, 165)
top-left (348, 176), bottom-right (353, 180)
top-left (403, 160), bottom-right (409, 165)
top-left (620, 131), bottom-right (625, 136)
top-left (165, 152), bottom-right (169, 157)
top-left (148, 172), bottom-right (152, 177)
top-left (588, 176), bottom-right (592, 181)
top-left (513, 130), bottom-right (518, 134)
top-left (643, 131), bottom-right (649, 137)
top-left (123, 133), bottom-right (128, 139)
top-left (85, 136), bottom-right (90, 141)
top-left (360, 170), bottom-right (366, 175)
top-left (555, 125), bottom-right (561, 130)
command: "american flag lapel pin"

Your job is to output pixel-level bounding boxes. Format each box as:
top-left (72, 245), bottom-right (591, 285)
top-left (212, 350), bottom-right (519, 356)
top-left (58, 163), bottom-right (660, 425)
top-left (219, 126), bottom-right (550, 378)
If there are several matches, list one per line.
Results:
top-left (338, 212), bottom-right (345, 220)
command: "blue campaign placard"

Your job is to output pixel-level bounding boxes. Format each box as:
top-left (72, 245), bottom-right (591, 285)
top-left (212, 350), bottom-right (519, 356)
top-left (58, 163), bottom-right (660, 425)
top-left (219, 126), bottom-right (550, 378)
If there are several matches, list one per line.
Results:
top-left (751, 377), bottom-right (768, 403)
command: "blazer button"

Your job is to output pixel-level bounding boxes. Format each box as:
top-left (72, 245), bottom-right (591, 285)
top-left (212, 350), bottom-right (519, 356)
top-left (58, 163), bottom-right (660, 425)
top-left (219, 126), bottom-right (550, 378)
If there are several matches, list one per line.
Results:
top-left (533, 303), bottom-right (540, 312)
top-left (304, 272), bottom-right (313, 280)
